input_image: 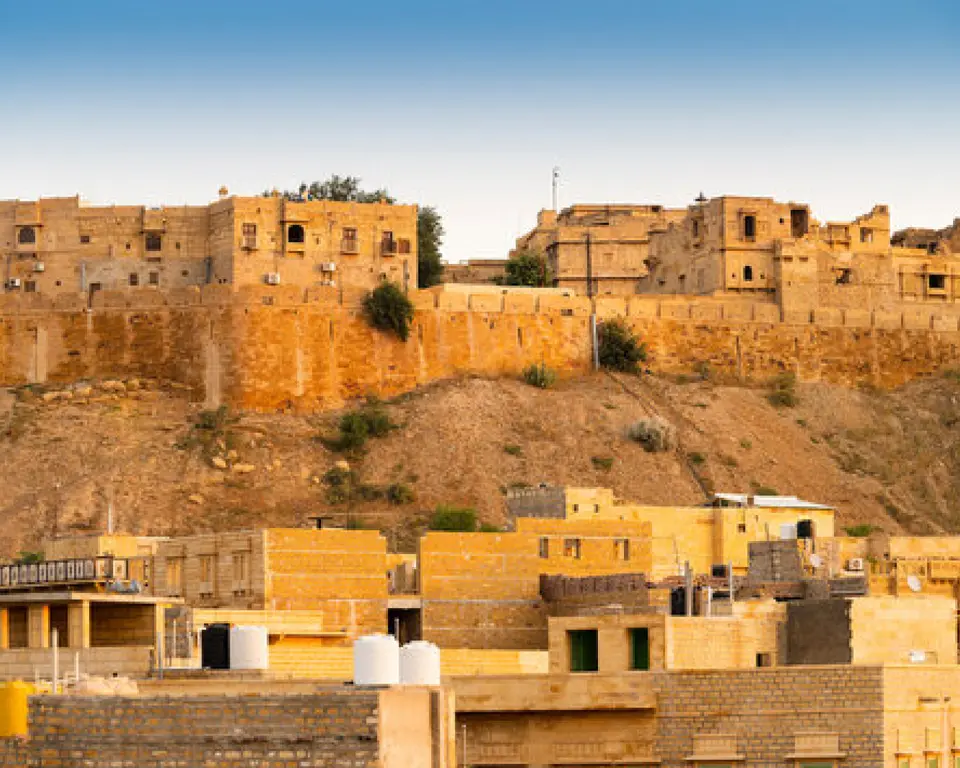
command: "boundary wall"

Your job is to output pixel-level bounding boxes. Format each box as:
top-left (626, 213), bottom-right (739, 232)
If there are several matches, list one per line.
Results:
top-left (3, 286), bottom-right (960, 411)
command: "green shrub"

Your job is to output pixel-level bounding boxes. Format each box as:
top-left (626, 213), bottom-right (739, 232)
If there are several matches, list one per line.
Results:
top-left (321, 404), bottom-right (397, 453)
top-left (362, 281), bottom-right (415, 341)
top-left (479, 523), bottom-right (502, 533)
top-left (768, 372), bottom-right (798, 408)
top-left (687, 451), bottom-right (706, 465)
top-left (195, 405), bottom-right (237, 432)
top-left (752, 484), bottom-right (779, 496)
top-left (386, 483), bottom-right (416, 505)
top-left (591, 456), bottom-right (614, 471)
top-left (15, 551), bottom-right (42, 565)
top-left (694, 361), bottom-right (711, 381)
top-left (844, 524), bottom-right (875, 537)
top-left (503, 248), bottom-right (550, 287)
top-left (429, 505), bottom-right (477, 532)
top-left (627, 416), bottom-right (675, 453)
top-left (598, 320), bottom-right (647, 374)
top-left (522, 362), bottom-right (556, 389)
top-left (504, 444), bottom-right (523, 457)
top-left (740, 438), bottom-right (752, 450)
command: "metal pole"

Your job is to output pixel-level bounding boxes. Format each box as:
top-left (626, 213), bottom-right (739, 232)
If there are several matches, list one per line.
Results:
top-left (156, 631), bottom-right (164, 680)
top-left (684, 561), bottom-right (693, 617)
top-left (552, 167), bottom-right (560, 212)
top-left (461, 723), bottom-right (467, 767)
top-left (590, 315), bottom-right (600, 371)
top-left (706, 586), bottom-right (713, 617)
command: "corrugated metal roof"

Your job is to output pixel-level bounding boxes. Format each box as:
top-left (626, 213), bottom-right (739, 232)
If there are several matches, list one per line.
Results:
top-left (711, 493), bottom-right (834, 510)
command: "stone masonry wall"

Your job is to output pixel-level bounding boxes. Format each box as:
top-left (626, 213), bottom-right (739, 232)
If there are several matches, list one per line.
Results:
top-left (3, 288), bottom-right (960, 413)
top-left (652, 666), bottom-right (885, 768)
top-left (0, 690), bottom-right (381, 768)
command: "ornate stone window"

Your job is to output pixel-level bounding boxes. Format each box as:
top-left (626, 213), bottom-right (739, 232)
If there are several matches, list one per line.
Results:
top-left (287, 224), bottom-right (305, 244)
top-left (145, 232), bottom-right (162, 252)
top-left (18, 227), bottom-right (36, 245)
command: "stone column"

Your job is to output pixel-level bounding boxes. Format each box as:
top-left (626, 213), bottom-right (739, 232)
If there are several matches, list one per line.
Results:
top-left (0, 607), bottom-right (9, 650)
top-left (68, 601), bottom-right (91, 649)
top-left (27, 604), bottom-right (50, 649)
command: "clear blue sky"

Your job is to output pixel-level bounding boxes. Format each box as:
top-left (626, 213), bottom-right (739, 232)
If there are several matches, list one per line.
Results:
top-left (1, 1), bottom-right (958, 260)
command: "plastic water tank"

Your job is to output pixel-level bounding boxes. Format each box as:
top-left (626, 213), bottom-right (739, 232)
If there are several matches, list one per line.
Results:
top-left (400, 641), bottom-right (441, 685)
top-left (229, 626), bottom-right (269, 671)
top-left (353, 634), bottom-right (400, 686)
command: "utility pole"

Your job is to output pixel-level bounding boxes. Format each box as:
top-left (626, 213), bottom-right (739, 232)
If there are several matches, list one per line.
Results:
top-left (551, 166), bottom-right (560, 212)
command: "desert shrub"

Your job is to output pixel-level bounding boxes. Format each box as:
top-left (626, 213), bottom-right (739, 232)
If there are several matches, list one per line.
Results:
top-left (15, 551), bottom-right (42, 565)
top-left (386, 483), bottom-right (415, 505)
top-left (321, 403), bottom-right (396, 453)
top-left (687, 451), bottom-right (706, 465)
top-left (598, 320), bottom-right (647, 374)
top-left (591, 456), bottom-right (614, 471)
top-left (429, 505), bottom-right (477, 532)
top-left (627, 416), bottom-right (676, 453)
top-left (768, 372), bottom-right (798, 408)
top-left (694, 361), bottom-right (711, 381)
top-left (362, 281), bottom-right (415, 341)
top-left (195, 405), bottom-right (236, 432)
top-left (752, 484), bottom-right (779, 496)
top-left (479, 523), bottom-right (502, 532)
top-left (844, 524), bottom-right (875, 537)
top-left (504, 444), bottom-right (523, 457)
top-left (522, 362), bottom-right (556, 389)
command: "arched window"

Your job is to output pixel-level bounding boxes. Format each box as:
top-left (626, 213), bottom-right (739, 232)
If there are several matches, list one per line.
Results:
top-left (18, 227), bottom-right (35, 245)
top-left (743, 265), bottom-right (753, 282)
top-left (288, 224), bottom-right (305, 244)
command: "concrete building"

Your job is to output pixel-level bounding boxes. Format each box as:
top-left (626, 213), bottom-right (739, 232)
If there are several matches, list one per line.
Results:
top-left (0, 193), bottom-right (417, 305)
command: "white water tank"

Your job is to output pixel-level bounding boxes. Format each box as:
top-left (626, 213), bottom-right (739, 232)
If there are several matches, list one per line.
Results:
top-left (779, 523), bottom-right (797, 540)
top-left (400, 641), bottom-right (441, 685)
top-left (353, 634), bottom-right (400, 686)
top-left (229, 625), bottom-right (269, 670)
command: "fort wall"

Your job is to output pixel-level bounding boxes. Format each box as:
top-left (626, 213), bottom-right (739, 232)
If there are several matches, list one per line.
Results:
top-left (3, 288), bottom-right (960, 412)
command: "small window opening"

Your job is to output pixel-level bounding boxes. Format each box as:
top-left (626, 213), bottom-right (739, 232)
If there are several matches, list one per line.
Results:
top-left (563, 538), bottom-right (582, 559)
top-left (929, 274), bottom-right (946, 291)
top-left (24, 281), bottom-right (36, 293)
top-left (148, 272), bottom-right (160, 286)
top-left (80, 234), bottom-right (91, 244)
top-left (836, 268), bottom-right (853, 285)
top-left (743, 215), bottom-right (756, 240)
top-left (181, 270), bottom-right (189, 277)
top-left (539, 537), bottom-right (549, 559)
top-left (630, 627), bottom-right (650, 670)
top-left (287, 224), bottom-right (305, 244)
top-left (618, 539), bottom-right (631, 561)
top-left (743, 265), bottom-right (753, 282)
top-left (790, 209), bottom-right (809, 238)
top-left (860, 228), bottom-right (874, 244)
top-left (129, 273), bottom-right (139, 286)
top-left (756, 652), bottom-right (772, 667)
top-left (568, 630), bottom-right (598, 672)
top-left (145, 233), bottom-right (162, 252)
top-left (692, 221), bottom-right (699, 237)
top-left (17, 227), bottom-right (36, 245)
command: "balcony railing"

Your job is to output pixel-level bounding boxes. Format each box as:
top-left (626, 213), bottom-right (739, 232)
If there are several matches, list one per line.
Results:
top-left (241, 236), bottom-right (258, 250)
top-left (381, 240), bottom-right (398, 257)
top-left (341, 238), bottom-right (359, 254)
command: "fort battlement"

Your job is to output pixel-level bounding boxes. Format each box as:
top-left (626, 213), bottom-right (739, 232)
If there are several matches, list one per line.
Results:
top-left (2, 286), bottom-right (960, 411)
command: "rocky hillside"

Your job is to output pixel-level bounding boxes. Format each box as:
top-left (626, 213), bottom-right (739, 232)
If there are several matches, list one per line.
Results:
top-left (3, 369), bottom-right (960, 557)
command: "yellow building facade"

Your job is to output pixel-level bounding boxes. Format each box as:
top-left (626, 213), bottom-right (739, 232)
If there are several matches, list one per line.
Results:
top-left (0, 194), bottom-right (417, 304)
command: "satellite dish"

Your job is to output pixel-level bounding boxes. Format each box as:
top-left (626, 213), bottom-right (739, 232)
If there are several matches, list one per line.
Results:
top-left (907, 574), bottom-right (922, 593)
top-left (810, 554), bottom-right (823, 569)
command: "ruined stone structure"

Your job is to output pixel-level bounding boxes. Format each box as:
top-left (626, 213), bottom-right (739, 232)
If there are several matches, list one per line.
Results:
top-left (0, 194), bottom-right (417, 305)
top-left (439, 258), bottom-right (506, 285)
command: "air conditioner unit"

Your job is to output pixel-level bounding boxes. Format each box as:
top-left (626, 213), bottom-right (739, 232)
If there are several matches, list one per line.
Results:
top-left (7, 278), bottom-right (21, 289)
top-left (846, 557), bottom-right (864, 572)
top-left (33, 262), bottom-right (45, 273)
top-left (321, 279), bottom-right (337, 287)
top-left (264, 273), bottom-right (281, 286)
top-left (320, 262), bottom-right (337, 272)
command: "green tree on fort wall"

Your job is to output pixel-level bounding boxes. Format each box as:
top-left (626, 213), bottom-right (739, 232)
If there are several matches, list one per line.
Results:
top-left (363, 282), bottom-right (415, 341)
top-left (500, 248), bottom-right (550, 287)
top-left (265, 175), bottom-right (445, 289)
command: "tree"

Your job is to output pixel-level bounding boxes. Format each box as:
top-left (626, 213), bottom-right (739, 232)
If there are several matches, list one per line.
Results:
top-left (503, 249), bottom-right (550, 287)
top-left (268, 175), bottom-right (396, 204)
top-left (418, 206), bottom-right (445, 288)
top-left (598, 320), bottom-right (647, 374)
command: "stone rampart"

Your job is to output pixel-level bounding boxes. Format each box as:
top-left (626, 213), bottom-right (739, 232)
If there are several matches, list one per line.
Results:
top-left (2, 287), bottom-right (960, 412)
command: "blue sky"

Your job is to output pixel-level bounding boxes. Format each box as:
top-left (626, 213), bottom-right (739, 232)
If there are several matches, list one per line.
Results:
top-left (1, 1), bottom-right (958, 259)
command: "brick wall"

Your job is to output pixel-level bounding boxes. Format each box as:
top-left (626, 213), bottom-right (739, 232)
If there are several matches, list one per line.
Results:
top-left (2, 690), bottom-right (381, 768)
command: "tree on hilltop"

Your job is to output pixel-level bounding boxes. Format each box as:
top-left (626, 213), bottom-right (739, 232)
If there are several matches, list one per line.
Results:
top-left (501, 248), bottom-right (550, 287)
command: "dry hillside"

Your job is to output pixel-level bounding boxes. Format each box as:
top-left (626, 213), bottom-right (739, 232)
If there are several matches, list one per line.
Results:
top-left (2, 369), bottom-right (960, 557)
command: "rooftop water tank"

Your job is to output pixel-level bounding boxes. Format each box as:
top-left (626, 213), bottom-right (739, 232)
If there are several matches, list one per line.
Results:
top-left (229, 626), bottom-right (269, 671)
top-left (353, 634), bottom-right (400, 686)
top-left (400, 641), bottom-right (441, 686)
top-left (780, 523), bottom-right (797, 540)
